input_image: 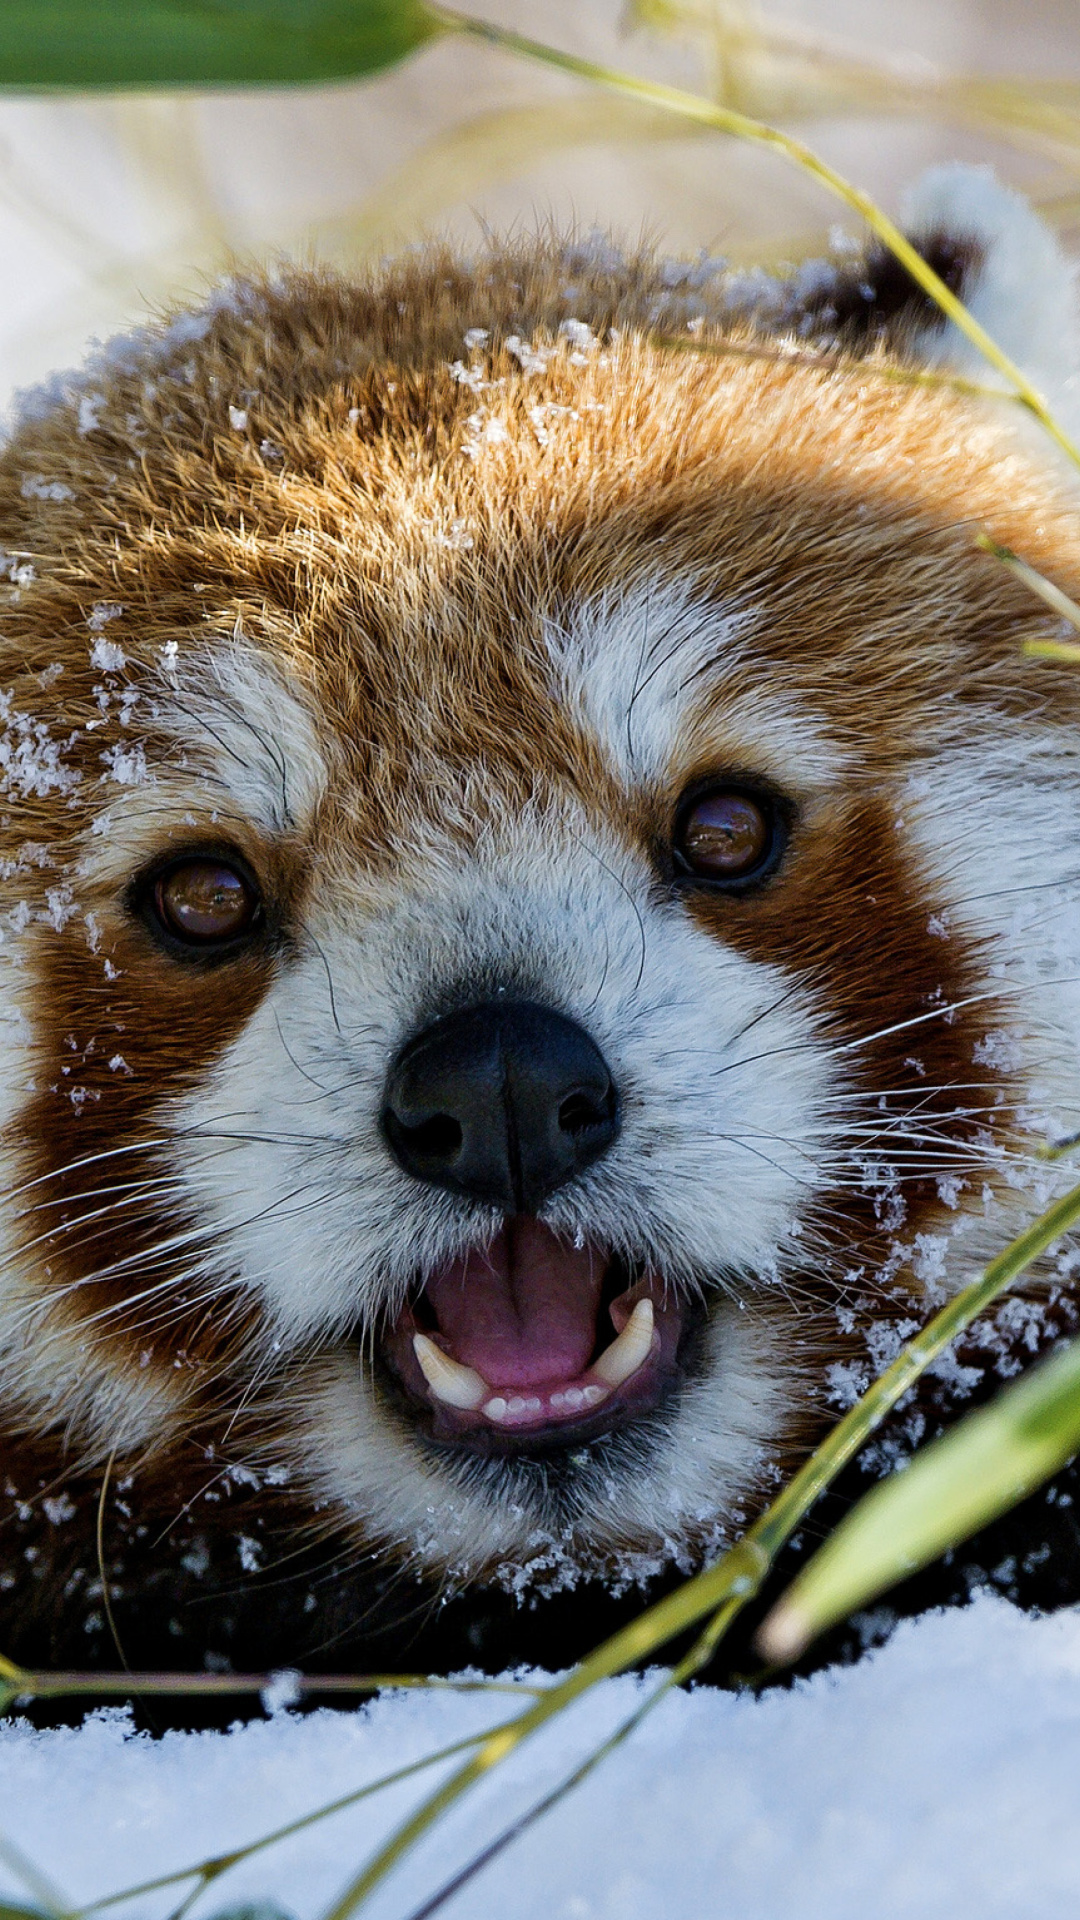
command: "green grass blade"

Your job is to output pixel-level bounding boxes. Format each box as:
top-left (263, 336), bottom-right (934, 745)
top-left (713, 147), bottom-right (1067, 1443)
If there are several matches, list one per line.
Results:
top-left (318, 1176), bottom-right (1080, 1920)
top-left (0, 1), bottom-right (439, 90)
top-left (431, 7), bottom-right (1080, 477)
top-left (75, 1720), bottom-right (515, 1915)
top-left (0, 1829), bottom-right (71, 1920)
top-left (393, 1598), bottom-right (747, 1920)
top-left (1024, 639), bottom-right (1080, 663)
top-left (0, 1664), bottom-right (535, 1713)
top-left (976, 533), bottom-right (1080, 633)
top-left (760, 1332), bottom-right (1080, 1664)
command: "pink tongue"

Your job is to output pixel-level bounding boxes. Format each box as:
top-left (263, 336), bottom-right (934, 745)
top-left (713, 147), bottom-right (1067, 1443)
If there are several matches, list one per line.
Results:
top-left (423, 1219), bottom-right (606, 1389)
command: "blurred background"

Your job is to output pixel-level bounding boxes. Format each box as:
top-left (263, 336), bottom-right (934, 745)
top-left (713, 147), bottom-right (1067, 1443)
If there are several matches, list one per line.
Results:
top-left (2, 0), bottom-right (1080, 402)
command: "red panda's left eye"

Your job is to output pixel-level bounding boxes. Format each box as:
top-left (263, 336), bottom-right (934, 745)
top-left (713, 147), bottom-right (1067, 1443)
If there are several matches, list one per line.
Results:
top-left (152, 860), bottom-right (260, 946)
top-left (673, 788), bottom-right (777, 886)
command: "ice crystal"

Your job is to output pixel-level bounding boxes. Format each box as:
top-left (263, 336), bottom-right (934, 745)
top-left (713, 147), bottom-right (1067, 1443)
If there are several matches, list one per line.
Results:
top-left (87, 602), bottom-right (124, 634)
top-left (20, 474), bottom-right (73, 503)
top-left (101, 740), bottom-right (148, 786)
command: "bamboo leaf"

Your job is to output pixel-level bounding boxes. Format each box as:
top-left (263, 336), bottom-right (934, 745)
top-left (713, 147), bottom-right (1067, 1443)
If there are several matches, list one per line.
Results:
top-left (760, 1334), bottom-right (1080, 1663)
top-left (0, 1), bottom-right (439, 91)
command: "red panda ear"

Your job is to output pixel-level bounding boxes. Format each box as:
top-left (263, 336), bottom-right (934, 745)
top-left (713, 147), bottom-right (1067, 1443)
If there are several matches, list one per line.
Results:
top-left (899, 166), bottom-right (1080, 412)
top-left (788, 166), bottom-right (1080, 441)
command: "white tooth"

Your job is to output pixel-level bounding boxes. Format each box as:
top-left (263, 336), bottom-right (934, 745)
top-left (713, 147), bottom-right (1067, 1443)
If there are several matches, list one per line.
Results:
top-left (483, 1396), bottom-right (509, 1422)
top-left (564, 1387), bottom-right (585, 1409)
top-left (507, 1396), bottom-right (527, 1416)
top-left (413, 1334), bottom-right (488, 1411)
top-left (592, 1298), bottom-right (655, 1389)
top-left (581, 1383), bottom-right (608, 1406)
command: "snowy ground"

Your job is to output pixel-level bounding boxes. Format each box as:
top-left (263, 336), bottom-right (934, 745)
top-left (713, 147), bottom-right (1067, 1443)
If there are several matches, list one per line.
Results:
top-left (0, 1596), bottom-right (1078, 1920)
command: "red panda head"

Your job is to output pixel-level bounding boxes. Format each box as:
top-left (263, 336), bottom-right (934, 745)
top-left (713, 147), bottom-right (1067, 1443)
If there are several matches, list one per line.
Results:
top-left (0, 166), bottom-right (1078, 1594)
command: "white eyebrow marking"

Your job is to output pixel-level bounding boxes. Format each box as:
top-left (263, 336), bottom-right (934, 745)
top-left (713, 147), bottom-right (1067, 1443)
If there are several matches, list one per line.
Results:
top-left (547, 576), bottom-right (751, 784)
top-left (157, 641), bottom-right (328, 836)
top-left (547, 575), bottom-right (851, 791)
top-left (67, 638), bottom-right (330, 900)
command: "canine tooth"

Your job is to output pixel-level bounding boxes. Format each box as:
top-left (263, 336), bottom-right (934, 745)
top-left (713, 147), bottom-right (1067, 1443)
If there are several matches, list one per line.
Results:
top-left (592, 1298), bottom-right (655, 1388)
top-left (412, 1334), bottom-right (487, 1411)
top-left (483, 1396), bottom-right (509, 1422)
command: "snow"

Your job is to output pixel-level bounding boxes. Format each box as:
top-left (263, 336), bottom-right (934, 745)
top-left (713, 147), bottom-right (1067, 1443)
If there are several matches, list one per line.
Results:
top-left (86, 603), bottom-right (124, 636)
top-left (2, 1597), bottom-right (1080, 1919)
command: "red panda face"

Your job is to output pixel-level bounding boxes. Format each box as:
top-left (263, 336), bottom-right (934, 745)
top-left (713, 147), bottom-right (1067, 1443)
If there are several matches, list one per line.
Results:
top-left (1, 168), bottom-right (1080, 1598)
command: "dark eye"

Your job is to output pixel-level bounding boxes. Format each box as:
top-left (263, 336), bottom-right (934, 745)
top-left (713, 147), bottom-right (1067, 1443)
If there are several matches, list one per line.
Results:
top-left (148, 857), bottom-right (261, 950)
top-left (673, 786), bottom-right (781, 888)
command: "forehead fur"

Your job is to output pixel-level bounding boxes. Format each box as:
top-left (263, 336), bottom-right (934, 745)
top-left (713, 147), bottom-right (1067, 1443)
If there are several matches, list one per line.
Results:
top-left (1, 240), bottom-right (1079, 839)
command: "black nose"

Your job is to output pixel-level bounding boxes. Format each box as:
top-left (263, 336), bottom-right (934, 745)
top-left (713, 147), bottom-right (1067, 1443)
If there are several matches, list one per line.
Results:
top-left (382, 1000), bottom-right (620, 1212)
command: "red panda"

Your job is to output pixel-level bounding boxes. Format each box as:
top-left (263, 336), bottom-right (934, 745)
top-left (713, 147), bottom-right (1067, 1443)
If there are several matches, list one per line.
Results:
top-left (0, 165), bottom-right (1079, 1683)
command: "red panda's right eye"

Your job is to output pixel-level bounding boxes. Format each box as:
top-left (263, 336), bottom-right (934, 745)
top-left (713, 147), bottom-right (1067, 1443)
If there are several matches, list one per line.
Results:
top-left (673, 786), bottom-right (780, 888)
top-left (152, 859), bottom-right (260, 947)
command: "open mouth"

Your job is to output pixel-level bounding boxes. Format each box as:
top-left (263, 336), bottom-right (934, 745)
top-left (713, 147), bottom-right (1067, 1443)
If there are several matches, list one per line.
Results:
top-left (380, 1217), bottom-right (687, 1453)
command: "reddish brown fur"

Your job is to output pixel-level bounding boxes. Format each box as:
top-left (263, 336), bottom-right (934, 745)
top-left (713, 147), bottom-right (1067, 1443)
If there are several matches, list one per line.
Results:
top-left (0, 234), bottom-right (1076, 1669)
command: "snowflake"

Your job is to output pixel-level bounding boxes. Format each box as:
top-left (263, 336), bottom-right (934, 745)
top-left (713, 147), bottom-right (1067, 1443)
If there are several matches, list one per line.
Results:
top-left (20, 474), bottom-right (73, 503)
top-left (236, 1534), bottom-right (262, 1573)
top-left (87, 602), bottom-right (124, 635)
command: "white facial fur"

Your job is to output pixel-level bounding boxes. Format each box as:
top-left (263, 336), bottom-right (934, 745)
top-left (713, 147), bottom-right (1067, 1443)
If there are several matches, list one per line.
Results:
top-left (3, 164), bottom-right (1080, 1582)
top-left (168, 802), bottom-right (838, 1567)
top-left (34, 571), bottom-right (1080, 1580)
top-left (109, 588), bottom-right (845, 1575)
top-left (900, 732), bottom-right (1080, 1147)
top-left (549, 576), bottom-right (853, 792)
top-left (0, 642), bottom-right (331, 1459)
